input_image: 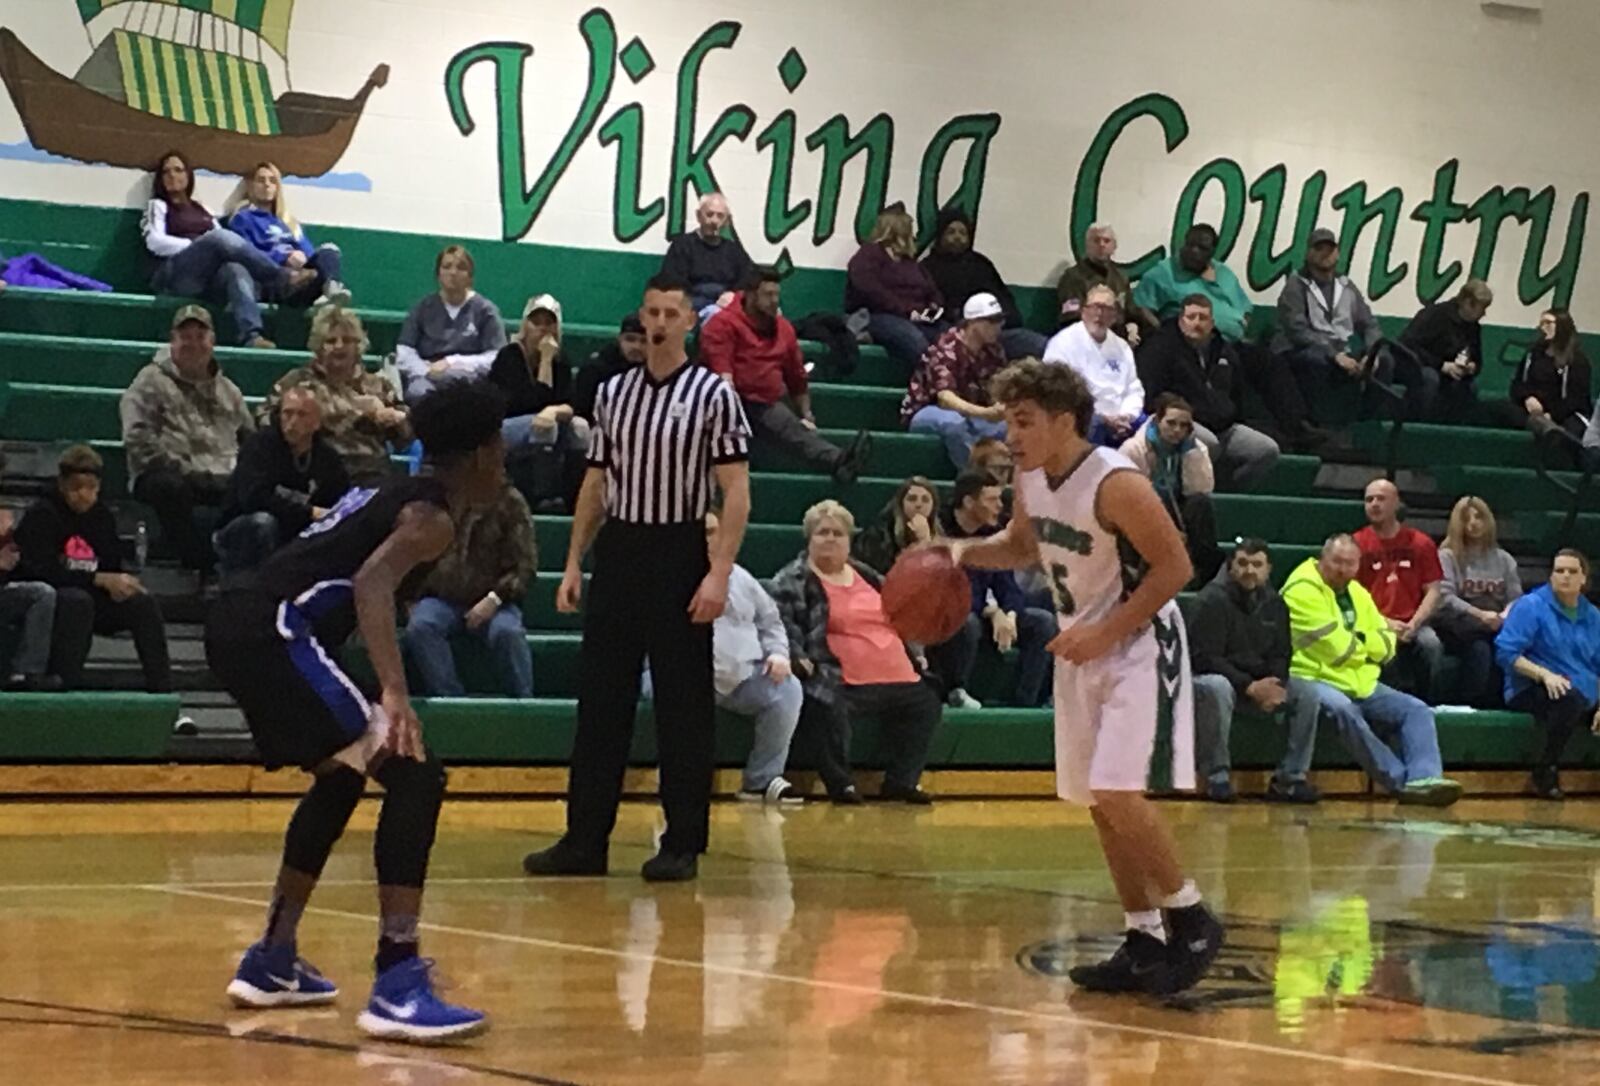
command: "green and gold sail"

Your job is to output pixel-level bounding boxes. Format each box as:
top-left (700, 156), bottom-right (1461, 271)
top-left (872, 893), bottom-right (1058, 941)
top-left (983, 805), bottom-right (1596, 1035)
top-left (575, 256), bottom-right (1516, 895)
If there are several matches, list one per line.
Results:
top-left (74, 0), bottom-right (296, 59)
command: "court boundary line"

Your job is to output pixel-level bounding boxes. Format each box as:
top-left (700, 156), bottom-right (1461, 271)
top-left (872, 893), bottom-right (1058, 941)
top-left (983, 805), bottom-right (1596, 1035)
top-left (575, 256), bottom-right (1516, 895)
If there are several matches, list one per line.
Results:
top-left (143, 883), bottom-right (1548, 1086)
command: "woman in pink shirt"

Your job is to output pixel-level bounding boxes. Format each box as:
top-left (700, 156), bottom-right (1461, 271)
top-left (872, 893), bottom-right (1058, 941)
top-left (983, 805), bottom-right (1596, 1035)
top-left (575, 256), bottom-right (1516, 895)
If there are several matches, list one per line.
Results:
top-left (767, 500), bottom-right (942, 804)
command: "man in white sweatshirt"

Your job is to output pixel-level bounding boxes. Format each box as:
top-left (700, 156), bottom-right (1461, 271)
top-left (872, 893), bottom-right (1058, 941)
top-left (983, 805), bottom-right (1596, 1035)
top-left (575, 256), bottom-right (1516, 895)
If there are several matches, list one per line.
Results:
top-left (1042, 284), bottom-right (1143, 445)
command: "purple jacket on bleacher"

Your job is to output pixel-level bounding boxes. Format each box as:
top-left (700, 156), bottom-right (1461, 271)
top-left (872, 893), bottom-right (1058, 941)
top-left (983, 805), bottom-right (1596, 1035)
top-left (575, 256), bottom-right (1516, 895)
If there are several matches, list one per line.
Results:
top-left (0, 253), bottom-right (112, 292)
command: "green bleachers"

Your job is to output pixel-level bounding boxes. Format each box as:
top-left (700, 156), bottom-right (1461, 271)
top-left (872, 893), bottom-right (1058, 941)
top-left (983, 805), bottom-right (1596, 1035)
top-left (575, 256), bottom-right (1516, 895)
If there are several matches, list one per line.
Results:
top-left (0, 693), bottom-right (182, 759)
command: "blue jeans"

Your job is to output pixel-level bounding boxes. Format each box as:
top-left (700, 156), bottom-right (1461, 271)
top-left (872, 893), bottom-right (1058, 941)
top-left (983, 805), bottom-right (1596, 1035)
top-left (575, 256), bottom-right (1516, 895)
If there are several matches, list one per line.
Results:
top-left (1087, 413), bottom-right (1145, 448)
top-left (925, 608), bottom-right (1054, 706)
top-left (1001, 327), bottom-right (1049, 361)
top-left (1384, 624), bottom-right (1447, 703)
top-left (1192, 673), bottom-right (1320, 785)
top-left (868, 313), bottom-right (947, 367)
top-left (718, 671), bottom-right (804, 791)
top-left (501, 415), bottom-right (590, 454)
top-left (274, 244), bottom-right (344, 305)
top-left (212, 511), bottom-right (283, 576)
top-left (404, 596), bottom-right (533, 698)
top-left (0, 580), bottom-right (56, 676)
top-left (151, 230), bottom-right (285, 344)
top-left (1311, 680), bottom-right (1442, 793)
top-left (908, 405), bottom-right (1006, 470)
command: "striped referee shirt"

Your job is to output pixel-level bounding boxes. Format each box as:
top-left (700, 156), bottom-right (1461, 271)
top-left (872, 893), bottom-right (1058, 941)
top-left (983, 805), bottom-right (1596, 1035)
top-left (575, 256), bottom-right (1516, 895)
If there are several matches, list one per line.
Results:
top-left (587, 361), bottom-right (750, 524)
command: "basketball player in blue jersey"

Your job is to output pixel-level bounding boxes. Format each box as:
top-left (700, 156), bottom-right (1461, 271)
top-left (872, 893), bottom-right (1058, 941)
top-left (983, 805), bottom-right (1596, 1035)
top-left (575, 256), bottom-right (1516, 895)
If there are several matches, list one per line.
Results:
top-left (204, 382), bottom-right (509, 1042)
top-left (948, 359), bottom-right (1223, 994)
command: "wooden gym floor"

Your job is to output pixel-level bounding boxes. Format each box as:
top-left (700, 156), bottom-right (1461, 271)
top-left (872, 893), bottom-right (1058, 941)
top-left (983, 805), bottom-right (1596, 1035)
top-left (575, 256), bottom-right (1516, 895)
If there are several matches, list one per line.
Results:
top-left (3, 796), bottom-right (1600, 1084)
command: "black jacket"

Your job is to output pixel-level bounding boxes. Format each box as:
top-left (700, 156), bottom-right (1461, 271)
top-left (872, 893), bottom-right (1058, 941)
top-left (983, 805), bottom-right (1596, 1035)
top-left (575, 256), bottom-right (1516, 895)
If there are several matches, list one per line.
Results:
top-left (1188, 575), bottom-right (1292, 692)
top-left (572, 343), bottom-right (638, 423)
top-left (919, 207), bottom-right (1024, 328)
top-left (1510, 344), bottom-right (1593, 425)
top-left (15, 490), bottom-right (125, 590)
top-left (1400, 301), bottom-right (1484, 372)
top-left (224, 426), bottom-right (350, 538)
top-left (1135, 319), bottom-right (1240, 431)
top-left (659, 232), bottom-right (755, 309)
top-left (489, 342), bottom-right (574, 419)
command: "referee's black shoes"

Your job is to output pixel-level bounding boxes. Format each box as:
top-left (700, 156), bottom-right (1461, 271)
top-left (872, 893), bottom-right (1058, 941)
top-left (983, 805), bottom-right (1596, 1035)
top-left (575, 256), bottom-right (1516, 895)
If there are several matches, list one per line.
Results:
top-left (641, 850), bottom-right (698, 882)
top-left (522, 839), bottom-right (608, 877)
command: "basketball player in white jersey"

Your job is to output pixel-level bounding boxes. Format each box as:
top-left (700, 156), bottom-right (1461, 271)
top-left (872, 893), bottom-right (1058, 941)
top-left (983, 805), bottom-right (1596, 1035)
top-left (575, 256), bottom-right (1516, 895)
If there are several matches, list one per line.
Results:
top-left (949, 358), bottom-right (1223, 994)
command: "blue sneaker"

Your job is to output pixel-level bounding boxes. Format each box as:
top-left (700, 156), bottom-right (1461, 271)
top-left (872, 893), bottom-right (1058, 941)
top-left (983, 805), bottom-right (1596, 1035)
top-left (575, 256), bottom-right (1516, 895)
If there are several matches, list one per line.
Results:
top-left (356, 958), bottom-right (488, 1044)
top-left (226, 941), bottom-right (339, 1008)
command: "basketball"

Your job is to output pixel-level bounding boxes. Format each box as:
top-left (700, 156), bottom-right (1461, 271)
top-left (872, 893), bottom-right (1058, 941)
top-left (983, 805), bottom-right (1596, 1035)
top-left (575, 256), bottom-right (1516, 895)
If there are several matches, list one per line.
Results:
top-left (882, 546), bottom-right (971, 644)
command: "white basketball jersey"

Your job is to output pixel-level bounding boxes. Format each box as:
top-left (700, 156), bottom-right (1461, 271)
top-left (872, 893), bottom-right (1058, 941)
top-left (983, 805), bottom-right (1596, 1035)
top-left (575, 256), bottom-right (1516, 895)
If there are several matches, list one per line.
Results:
top-left (1015, 446), bottom-right (1147, 629)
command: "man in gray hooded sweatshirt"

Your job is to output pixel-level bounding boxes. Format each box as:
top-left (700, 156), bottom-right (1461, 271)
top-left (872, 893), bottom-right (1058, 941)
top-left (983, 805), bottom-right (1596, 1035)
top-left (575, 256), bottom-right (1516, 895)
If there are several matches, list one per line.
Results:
top-left (1272, 229), bottom-right (1384, 410)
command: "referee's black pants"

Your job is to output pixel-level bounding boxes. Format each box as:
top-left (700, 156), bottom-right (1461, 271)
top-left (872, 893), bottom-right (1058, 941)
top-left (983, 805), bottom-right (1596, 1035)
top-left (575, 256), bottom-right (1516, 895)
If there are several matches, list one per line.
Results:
top-left (566, 520), bottom-right (716, 857)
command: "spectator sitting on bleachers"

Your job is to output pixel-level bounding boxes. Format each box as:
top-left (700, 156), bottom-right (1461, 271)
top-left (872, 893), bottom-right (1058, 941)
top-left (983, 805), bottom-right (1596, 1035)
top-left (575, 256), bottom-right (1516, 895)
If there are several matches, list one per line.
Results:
top-left (702, 509), bottom-right (804, 804)
top-left (395, 245), bottom-right (507, 403)
top-left (404, 482), bottom-right (536, 698)
top-left (120, 305), bottom-right (254, 572)
top-left (969, 436), bottom-right (1013, 489)
top-left (920, 206), bottom-right (1047, 360)
top-left (1042, 284), bottom-right (1142, 446)
top-left (1354, 479), bottom-right (1447, 702)
top-left (1509, 308), bottom-right (1592, 451)
top-left (768, 500), bottom-right (940, 805)
top-left (15, 445), bottom-right (171, 693)
top-left (214, 386), bottom-right (350, 576)
top-left (928, 471), bottom-right (1054, 709)
top-left (224, 161), bottom-right (351, 309)
top-left (660, 193), bottom-right (756, 318)
top-left (572, 315), bottom-right (646, 423)
top-left (1495, 548), bottom-right (1600, 800)
top-left (490, 295), bottom-right (586, 512)
top-left (702, 267), bottom-right (870, 484)
top-left (853, 476), bottom-right (942, 576)
top-left (1055, 222), bottom-right (1156, 342)
top-left (1435, 496), bottom-right (1521, 708)
top-left (1282, 534), bottom-right (1461, 806)
top-left (846, 206), bottom-right (949, 368)
top-left (1398, 279), bottom-right (1491, 423)
top-left (1271, 228), bottom-right (1384, 416)
top-left (1189, 539), bottom-right (1320, 804)
top-left (1118, 395), bottom-right (1223, 587)
top-left (267, 306), bottom-right (410, 484)
top-left (142, 150), bottom-right (295, 348)
top-left (1138, 294), bottom-right (1281, 488)
top-left (0, 453), bottom-right (61, 691)
top-left (900, 293), bottom-right (1008, 470)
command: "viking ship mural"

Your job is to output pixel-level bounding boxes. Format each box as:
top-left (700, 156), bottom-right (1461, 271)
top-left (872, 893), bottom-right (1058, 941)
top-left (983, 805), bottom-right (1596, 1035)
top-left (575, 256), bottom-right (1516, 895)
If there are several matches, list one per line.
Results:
top-left (0, 1), bottom-right (388, 176)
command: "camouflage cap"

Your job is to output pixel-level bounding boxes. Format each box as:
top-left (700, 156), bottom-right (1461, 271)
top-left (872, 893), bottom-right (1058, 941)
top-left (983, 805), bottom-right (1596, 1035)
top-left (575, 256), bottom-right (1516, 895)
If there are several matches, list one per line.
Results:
top-left (171, 304), bottom-right (214, 330)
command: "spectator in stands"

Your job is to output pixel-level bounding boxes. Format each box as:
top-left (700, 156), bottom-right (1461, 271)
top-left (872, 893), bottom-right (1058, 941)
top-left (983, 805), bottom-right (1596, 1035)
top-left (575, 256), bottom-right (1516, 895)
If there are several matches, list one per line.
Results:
top-left (490, 295), bottom-right (584, 453)
top-left (921, 207), bottom-right (1047, 360)
top-left (573, 315), bottom-right (646, 423)
top-left (120, 305), bottom-right (253, 572)
top-left (1272, 228), bottom-right (1384, 412)
top-left (969, 437), bottom-right (1014, 488)
top-left (1508, 309), bottom-right (1592, 449)
top-left (768, 500), bottom-right (941, 804)
top-left (267, 307), bottom-right (410, 483)
top-left (0, 451), bottom-right (61, 691)
top-left (16, 445), bottom-right (171, 693)
top-left (214, 386), bottom-right (349, 576)
top-left (1398, 280), bottom-right (1492, 422)
top-left (1056, 222), bottom-right (1156, 341)
top-left (846, 206), bottom-right (948, 368)
top-left (142, 150), bottom-right (294, 348)
top-left (1283, 534), bottom-right (1461, 806)
top-left (701, 267), bottom-right (871, 483)
top-left (395, 245), bottom-right (507, 403)
top-left (1189, 539), bottom-right (1321, 804)
top-left (404, 483), bottom-right (536, 698)
top-left (224, 162), bottom-right (350, 308)
top-left (854, 476), bottom-right (942, 576)
top-left (1134, 224), bottom-right (1251, 341)
top-left (1496, 548), bottom-right (1600, 799)
top-left (1043, 284), bottom-right (1142, 445)
top-left (900, 294), bottom-right (1009, 469)
top-left (1118, 395), bottom-right (1223, 586)
top-left (1354, 480), bottom-right (1447, 702)
top-left (659, 193), bottom-right (756, 317)
top-left (1435, 496), bottom-right (1521, 708)
top-left (703, 510), bottom-right (804, 804)
top-left (1138, 294), bottom-right (1281, 488)
top-left (929, 471), bottom-right (1054, 709)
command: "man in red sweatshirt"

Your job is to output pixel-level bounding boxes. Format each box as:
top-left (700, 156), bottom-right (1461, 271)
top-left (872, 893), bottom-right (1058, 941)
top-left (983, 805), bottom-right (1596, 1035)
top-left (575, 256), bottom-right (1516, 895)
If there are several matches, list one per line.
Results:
top-left (701, 267), bottom-right (871, 483)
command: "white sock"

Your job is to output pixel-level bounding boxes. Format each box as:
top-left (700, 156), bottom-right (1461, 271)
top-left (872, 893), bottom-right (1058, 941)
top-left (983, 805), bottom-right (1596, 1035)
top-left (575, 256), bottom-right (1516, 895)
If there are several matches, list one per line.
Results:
top-left (1125, 909), bottom-right (1166, 942)
top-left (1161, 880), bottom-right (1202, 910)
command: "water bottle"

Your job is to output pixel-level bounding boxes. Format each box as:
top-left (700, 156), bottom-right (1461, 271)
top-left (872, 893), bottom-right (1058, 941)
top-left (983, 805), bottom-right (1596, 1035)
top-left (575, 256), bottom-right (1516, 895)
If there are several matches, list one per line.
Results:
top-left (134, 520), bottom-right (149, 572)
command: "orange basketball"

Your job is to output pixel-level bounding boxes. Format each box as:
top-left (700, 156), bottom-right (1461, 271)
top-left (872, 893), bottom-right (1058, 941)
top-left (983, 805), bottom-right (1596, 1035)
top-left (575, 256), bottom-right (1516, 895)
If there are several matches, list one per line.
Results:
top-left (881, 546), bottom-right (971, 644)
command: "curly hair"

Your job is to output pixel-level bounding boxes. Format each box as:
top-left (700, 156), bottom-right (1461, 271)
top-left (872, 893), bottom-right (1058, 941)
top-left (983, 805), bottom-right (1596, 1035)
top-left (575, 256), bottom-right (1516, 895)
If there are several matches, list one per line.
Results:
top-left (411, 381), bottom-right (507, 463)
top-left (308, 305), bottom-right (370, 358)
top-left (802, 499), bottom-right (856, 540)
top-left (988, 358), bottom-right (1094, 437)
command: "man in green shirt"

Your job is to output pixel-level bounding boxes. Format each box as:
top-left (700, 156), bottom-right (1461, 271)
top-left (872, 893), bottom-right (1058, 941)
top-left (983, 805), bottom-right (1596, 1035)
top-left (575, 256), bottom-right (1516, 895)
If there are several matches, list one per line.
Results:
top-left (1133, 224), bottom-right (1253, 340)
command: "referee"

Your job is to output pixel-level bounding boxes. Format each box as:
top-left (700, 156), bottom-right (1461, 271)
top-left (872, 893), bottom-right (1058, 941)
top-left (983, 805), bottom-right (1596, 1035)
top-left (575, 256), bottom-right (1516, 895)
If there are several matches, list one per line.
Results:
top-left (523, 273), bottom-right (751, 883)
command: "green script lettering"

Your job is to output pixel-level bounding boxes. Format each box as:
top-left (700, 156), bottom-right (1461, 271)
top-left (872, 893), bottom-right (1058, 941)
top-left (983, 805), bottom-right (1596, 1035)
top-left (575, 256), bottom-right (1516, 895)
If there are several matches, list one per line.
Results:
top-left (1070, 92), bottom-right (1189, 279)
top-left (668, 22), bottom-right (755, 235)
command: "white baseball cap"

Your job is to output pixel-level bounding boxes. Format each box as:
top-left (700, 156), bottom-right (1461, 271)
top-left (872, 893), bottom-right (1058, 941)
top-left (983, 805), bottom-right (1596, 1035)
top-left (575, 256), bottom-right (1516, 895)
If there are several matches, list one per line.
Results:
top-left (962, 292), bottom-right (1004, 322)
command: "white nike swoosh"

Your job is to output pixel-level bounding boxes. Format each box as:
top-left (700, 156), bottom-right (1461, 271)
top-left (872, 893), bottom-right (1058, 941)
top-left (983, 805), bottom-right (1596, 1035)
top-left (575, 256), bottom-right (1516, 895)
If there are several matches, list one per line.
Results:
top-left (266, 973), bottom-right (301, 991)
top-left (372, 995), bottom-right (421, 1020)
top-left (1187, 939), bottom-right (1210, 952)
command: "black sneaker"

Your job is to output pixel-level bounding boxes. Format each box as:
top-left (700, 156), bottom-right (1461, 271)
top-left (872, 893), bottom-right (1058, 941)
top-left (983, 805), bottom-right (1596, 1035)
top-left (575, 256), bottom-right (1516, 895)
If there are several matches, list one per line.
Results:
top-left (831, 784), bottom-right (864, 806)
top-left (879, 784), bottom-right (934, 806)
top-left (1531, 767), bottom-right (1564, 801)
top-left (1265, 778), bottom-right (1320, 804)
top-left (1067, 930), bottom-right (1173, 994)
top-left (522, 839), bottom-right (608, 876)
top-left (1203, 778), bottom-right (1237, 804)
top-left (640, 850), bottom-right (698, 882)
top-left (1163, 903), bottom-right (1225, 992)
top-left (832, 430), bottom-right (873, 485)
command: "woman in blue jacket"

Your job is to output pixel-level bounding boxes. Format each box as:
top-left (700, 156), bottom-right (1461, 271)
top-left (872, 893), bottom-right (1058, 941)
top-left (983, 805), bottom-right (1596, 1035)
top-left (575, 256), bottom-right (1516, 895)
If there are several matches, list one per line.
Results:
top-left (1495, 548), bottom-right (1600, 799)
top-left (225, 162), bottom-right (350, 308)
